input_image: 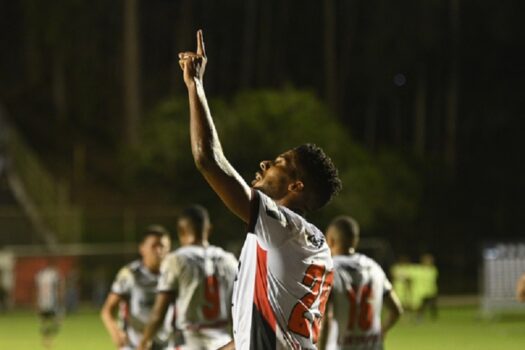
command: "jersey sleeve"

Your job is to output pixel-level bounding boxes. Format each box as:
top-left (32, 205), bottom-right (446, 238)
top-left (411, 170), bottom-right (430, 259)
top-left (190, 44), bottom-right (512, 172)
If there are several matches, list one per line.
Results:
top-left (379, 265), bottom-right (393, 294)
top-left (157, 254), bottom-right (181, 293)
top-left (111, 267), bottom-right (134, 296)
top-left (248, 189), bottom-right (303, 248)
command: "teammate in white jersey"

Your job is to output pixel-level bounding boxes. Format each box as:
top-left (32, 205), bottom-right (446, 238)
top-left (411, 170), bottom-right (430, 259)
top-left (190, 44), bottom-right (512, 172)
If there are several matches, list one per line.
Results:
top-left (177, 31), bottom-right (342, 349)
top-left (320, 216), bottom-right (403, 350)
top-left (138, 205), bottom-right (238, 350)
top-left (35, 260), bottom-right (64, 349)
top-left (101, 225), bottom-right (172, 350)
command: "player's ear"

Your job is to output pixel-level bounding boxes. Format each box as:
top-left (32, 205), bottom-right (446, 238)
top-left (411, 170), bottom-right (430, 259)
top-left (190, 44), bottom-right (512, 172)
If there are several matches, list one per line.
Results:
top-left (288, 180), bottom-right (304, 193)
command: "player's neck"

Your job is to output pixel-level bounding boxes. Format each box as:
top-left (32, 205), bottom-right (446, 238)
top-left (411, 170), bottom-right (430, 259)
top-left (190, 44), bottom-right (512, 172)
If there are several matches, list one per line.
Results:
top-left (143, 261), bottom-right (160, 274)
top-left (277, 197), bottom-right (306, 216)
top-left (184, 239), bottom-right (209, 247)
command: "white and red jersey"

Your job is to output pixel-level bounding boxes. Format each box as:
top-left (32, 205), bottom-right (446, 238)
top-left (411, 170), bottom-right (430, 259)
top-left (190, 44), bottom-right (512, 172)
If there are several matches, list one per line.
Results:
top-left (111, 260), bottom-right (174, 348)
top-left (35, 267), bottom-right (61, 312)
top-left (232, 190), bottom-right (334, 349)
top-left (158, 245), bottom-right (238, 349)
top-left (327, 253), bottom-right (392, 350)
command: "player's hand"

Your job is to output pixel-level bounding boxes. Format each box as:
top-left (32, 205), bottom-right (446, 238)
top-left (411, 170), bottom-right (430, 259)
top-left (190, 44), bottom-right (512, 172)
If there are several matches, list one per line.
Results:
top-left (137, 339), bottom-right (152, 350)
top-left (179, 29), bottom-right (207, 87)
top-left (111, 329), bottom-right (129, 348)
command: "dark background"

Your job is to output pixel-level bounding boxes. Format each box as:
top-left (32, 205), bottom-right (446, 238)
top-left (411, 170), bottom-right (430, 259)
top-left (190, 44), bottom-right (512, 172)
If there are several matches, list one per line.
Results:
top-left (0, 0), bottom-right (524, 293)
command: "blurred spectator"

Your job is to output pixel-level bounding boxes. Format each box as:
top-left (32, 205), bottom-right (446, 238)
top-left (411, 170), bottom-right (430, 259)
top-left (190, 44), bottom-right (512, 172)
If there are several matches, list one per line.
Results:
top-left (91, 267), bottom-right (109, 308)
top-left (416, 254), bottom-right (439, 321)
top-left (0, 270), bottom-right (7, 313)
top-left (391, 255), bottom-right (414, 311)
top-left (35, 258), bottom-right (64, 349)
top-left (517, 273), bottom-right (525, 302)
top-left (65, 267), bottom-right (80, 314)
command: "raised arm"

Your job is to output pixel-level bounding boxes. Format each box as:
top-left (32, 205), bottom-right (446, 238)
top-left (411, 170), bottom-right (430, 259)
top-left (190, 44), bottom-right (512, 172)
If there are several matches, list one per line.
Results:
top-left (178, 30), bottom-right (252, 223)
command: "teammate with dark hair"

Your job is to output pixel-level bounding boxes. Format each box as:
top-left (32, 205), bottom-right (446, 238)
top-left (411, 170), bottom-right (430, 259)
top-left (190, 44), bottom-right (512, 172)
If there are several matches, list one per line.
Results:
top-left (176, 30), bottom-right (342, 349)
top-left (320, 216), bottom-right (403, 350)
top-left (138, 205), bottom-right (238, 350)
top-left (101, 225), bottom-right (172, 350)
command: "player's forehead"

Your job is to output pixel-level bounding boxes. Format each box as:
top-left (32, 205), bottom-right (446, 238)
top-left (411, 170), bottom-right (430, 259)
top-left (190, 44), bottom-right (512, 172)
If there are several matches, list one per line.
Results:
top-left (142, 233), bottom-right (164, 245)
top-left (275, 150), bottom-right (298, 167)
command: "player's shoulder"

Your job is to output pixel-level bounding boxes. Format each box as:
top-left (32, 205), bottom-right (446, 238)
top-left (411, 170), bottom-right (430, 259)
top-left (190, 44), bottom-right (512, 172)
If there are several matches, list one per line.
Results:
top-left (164, 250), bottom-right (183, 263)
top-left (334, 253), bottom-right (378, 269)
top-left (208, 245), bottom-right (238, 264)
top-left (116, 261), bottom-right (138, 280)
top-left (260, 190), bottom-right (325, 236)
top-left (126, 259), bottom-right (142, 271)
top-left (173, 245), bottom-right (205, 261)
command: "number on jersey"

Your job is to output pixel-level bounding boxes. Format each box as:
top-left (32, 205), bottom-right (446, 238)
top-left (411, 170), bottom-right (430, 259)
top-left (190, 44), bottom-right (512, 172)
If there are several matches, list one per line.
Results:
top-left (346, 283), bottom-right (373, 331)
top-left (288, 264), bottom-right (334, 342)
top-left (202, 275), bottom-right (220, 320)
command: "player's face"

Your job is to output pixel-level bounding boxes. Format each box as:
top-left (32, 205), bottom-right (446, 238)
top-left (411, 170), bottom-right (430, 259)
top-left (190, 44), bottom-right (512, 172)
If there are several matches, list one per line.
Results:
top-left (325, 225), bottom-right (338, 255)
top-left (251, 150), bottom-right (299, 200)
top-left (140, 235), bottom-right (170, 269)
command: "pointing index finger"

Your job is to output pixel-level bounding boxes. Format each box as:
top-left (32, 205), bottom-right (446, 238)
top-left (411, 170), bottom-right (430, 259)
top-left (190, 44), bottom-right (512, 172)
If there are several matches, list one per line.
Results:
top-left (196, 29), bottom-right (206, 57)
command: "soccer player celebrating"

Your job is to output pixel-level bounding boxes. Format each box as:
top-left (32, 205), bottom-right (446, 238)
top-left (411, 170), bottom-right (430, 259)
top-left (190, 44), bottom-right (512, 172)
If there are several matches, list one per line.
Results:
top-left (320, 216), bottom-right (403, 350)
top-left (138, 205), bottom-right (238, 350)
top-left (101, 225), bottom-right (172, 350)
top-left (177, 30), bottom-right (342, 349)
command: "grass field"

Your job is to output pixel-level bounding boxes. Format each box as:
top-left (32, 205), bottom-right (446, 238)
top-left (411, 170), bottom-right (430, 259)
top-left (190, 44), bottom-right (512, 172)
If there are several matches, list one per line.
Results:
top-left (0, 306), bottom-right (524, 349)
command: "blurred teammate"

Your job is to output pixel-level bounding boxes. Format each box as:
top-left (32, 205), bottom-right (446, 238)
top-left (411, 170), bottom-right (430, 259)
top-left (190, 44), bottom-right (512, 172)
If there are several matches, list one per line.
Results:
top-left (320, 216), bottom-right (403, 350)
top-left (101, 225), bottom-right (172, 350)
top-left (35, 258), bottom-right (64, 349)
top-left (178, 31), bottom-right (342, 349)
top-left (517, 273), bottom-right (525, 302)
top-left (138, 205), bottom-right (238, 350)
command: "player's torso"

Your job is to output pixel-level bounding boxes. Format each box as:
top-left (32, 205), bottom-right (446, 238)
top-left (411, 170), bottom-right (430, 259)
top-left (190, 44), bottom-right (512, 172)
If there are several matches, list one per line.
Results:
top-left (173, 246), bottom-right (236, 329)
top-left (124, 261), bottom-right (173, 346)
top-left (127, 262), bottom-right (159, 322)
top-left (36, 269), bottom-right (60, 311)
top-left (232, 207), bottom-right (334, 349)
top-left (331, 254), bottom-right (386, 350)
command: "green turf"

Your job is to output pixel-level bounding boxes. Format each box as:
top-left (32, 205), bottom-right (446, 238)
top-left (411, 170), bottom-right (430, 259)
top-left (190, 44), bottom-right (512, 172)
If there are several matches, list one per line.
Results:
top-left (0, 306), bottom-right (524, 349)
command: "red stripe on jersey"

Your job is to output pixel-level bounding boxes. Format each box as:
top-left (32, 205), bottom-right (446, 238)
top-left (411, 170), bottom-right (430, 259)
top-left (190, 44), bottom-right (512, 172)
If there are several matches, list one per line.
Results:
top-left (254, 243), bottom-right (277, 332)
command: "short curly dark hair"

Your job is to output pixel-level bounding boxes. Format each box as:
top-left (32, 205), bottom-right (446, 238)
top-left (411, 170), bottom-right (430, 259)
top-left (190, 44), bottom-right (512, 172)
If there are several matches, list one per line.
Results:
top-left (293, 143), bottom-right (342, 211)
top-left (179, 204), bottom-right (210, 235)
top-left (140, 224), bottom-right (170, 243)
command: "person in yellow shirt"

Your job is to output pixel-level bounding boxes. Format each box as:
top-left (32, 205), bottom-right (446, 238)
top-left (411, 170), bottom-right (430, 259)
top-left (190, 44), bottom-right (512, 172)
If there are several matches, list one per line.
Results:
top-left (416, 254), bottom-right (438, 321)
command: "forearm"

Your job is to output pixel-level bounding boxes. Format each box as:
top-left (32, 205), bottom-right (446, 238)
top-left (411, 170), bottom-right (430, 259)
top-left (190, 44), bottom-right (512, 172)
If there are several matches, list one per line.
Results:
top-left (187, 80), bottom-right (224, 168)
top-left (100, 308), bottom-right (120, 338)
top-left (140, 312), bottom-right (164, 346)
